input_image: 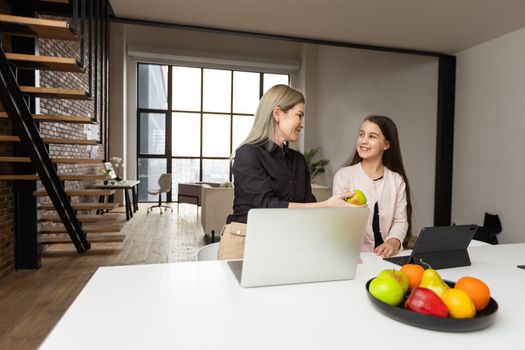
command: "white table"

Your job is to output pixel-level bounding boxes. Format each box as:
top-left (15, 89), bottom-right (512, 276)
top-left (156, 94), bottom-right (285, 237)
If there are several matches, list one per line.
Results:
top-left (39, 243), bottom-right (525, 350)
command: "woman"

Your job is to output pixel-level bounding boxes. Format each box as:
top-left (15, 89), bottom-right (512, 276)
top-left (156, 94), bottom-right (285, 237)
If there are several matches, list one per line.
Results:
top-left (333, 115), bottom-right (412, 258)
top-left (227, 84), bottom-right (357, 225)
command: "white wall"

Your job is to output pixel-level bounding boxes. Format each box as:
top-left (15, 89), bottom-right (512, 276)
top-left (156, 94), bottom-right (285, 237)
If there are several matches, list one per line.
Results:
top-left (108, 23), bottom-right (127, 203)
top-left (312, 46), bottom-right (439, 235)
top-left (124, 24), bottom-right (301, 62)
top-left (453, 27), bottom-right (525, 243)
top-left (110, 24), bottom-right (440, 235)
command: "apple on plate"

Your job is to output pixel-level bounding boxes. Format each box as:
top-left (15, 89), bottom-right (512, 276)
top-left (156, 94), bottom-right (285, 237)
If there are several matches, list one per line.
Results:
top-left (369, 270), bottom-right (409, 306)
top-left (377, 269), bottom-right (409, 294)
top-left (369, 276), bottom-right (404, 306)
top-left (346, 189), bottom-right (367, 205)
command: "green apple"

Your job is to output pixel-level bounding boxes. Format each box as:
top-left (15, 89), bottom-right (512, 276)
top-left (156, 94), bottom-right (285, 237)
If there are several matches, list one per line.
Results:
top-left (346, 190), bottom-right (367, 205)
top-left (377, 269), bottom-right (410, 294)
top-left (369, 276), bottom-right (405, 306)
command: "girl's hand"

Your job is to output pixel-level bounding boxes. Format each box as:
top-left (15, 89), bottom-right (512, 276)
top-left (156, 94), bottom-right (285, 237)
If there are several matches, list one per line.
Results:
top-left (374, 239), bottom-right (401, 258)
top-left (323, 191), bottom-right (368, 208)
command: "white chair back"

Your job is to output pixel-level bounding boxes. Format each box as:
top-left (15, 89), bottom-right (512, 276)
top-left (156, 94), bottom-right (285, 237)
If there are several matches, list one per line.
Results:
top-left (158, 173), bottom-right (172, 192)
top-left (196, 243), bottom-right (220, 261)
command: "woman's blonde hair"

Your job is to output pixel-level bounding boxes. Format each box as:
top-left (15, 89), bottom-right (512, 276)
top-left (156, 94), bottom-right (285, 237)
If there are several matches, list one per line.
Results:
top-left (237, 84), bottom-right (305, 149)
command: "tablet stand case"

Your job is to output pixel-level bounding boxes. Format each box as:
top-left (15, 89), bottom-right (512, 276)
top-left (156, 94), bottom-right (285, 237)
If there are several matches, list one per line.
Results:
top-left (407, 249), bottom-right (471, 270)
top-left (384, 225), bottom-right (478, 270)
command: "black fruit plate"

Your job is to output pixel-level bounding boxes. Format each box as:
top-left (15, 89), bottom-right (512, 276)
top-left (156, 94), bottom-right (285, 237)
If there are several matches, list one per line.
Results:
top-left (365, 279), bottom-right (498, 332)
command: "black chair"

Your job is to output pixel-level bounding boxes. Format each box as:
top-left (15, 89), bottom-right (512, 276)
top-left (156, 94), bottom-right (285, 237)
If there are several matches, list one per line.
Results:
top-left (474, 212), bottom-right (502, 245)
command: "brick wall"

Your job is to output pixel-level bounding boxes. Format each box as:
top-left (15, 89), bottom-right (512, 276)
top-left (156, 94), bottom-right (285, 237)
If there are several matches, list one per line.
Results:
top-left (38, 15), bottom-right (106, 191)
top-left (37, 17), bottom-right (107, 218)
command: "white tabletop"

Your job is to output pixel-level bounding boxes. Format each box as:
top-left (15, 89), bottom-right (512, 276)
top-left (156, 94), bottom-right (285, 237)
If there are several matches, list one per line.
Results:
top-left (39, 243), bottom-right (525, 350)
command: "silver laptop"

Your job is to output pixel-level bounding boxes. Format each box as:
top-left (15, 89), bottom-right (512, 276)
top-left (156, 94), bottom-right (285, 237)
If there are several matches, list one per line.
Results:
top-left (228, 207), bottom-right (369, 288)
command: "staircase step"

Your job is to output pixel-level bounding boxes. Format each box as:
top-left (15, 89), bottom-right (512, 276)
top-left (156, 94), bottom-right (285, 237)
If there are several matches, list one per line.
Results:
top-left (0, 174), bottom-right (106, 181)
top-left (0, 156), bottom-right (104, 164)
top-left (59, 175), bottom-right (106, 181)
top-left (40, 214), bottom-right (123, 223)
top-left (40, 224), bottom-right (123, 234)
top-left (5, 53), bottom-right (83, 72)
top-left (42, 233), bottom-right (126, 245)
top-left (20, 86), bottom-right (90, 100)
top-left (51, 158), bottom-right (103, 164)
top-left (0, 14), bottom-right (77, 41)
top-left (0, 135), bottom-right (97, 145)
top-left (0, 175), bottom-right (39, 180)
top-left (39, 202), bottom-right (119, 210)
top-left (0, 112), bottom-right (93, 123)
top-left (33, 189), bottom-right (115, 196)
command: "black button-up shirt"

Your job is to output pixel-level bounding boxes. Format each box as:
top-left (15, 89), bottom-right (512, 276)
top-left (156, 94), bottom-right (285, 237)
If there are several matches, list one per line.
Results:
top-left (227, 141), bottom-right (316, 224)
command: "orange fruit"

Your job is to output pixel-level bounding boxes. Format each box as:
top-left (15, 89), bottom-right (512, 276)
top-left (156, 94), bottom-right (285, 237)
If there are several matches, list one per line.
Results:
top-left (454, 276), bottom-right (491, 311)
top-left (400, 264), bottom-right (425, 290)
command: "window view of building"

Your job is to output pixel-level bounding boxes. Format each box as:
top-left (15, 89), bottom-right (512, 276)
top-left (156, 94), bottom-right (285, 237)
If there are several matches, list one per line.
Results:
top-left (137, 63), bottom-right (288, 201)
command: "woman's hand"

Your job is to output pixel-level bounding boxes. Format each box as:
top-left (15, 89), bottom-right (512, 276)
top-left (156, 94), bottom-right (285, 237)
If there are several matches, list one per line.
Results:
top-left (374, 239), bottom-right (401, 258)
top-left (323, 191), bottom-right (367, 208)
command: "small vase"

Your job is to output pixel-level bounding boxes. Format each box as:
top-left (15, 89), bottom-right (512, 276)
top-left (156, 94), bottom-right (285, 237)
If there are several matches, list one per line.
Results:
top-left (103, 180), bottom-right (108, 185)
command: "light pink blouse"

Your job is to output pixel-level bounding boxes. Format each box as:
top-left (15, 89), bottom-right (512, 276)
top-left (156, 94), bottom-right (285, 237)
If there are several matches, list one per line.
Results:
top-left (333, 163), bottom-right (408, 252)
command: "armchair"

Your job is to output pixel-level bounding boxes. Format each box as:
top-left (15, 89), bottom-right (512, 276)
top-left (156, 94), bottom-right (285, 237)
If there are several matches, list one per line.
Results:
top-left (177, 182), bottom-right (221, 215)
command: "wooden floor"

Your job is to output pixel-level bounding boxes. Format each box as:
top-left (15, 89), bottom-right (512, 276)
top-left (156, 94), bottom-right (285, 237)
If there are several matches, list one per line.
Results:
top-left (0, 203), bottom-right (205, 350)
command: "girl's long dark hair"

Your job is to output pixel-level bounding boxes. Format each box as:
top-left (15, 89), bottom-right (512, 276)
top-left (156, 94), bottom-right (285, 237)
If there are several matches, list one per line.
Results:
top-left (350, 115), bottom-right (413, 246)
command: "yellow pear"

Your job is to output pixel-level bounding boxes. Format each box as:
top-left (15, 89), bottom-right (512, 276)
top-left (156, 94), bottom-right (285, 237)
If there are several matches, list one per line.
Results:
top-left (419, 260), bottom-right (450, 298)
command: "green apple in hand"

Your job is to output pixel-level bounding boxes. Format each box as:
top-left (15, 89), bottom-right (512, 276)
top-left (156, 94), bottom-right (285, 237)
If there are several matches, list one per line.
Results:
top-left (369, 275), bottom-right (405, 306)
top-left (346, 190), bottom-right (367, 205)
top-left (377, 269), bottom-right (409, 294)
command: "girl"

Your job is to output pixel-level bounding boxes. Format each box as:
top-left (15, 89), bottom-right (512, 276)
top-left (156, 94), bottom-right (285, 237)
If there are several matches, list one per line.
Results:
top-left (333, 115), bottom-right (412, 258)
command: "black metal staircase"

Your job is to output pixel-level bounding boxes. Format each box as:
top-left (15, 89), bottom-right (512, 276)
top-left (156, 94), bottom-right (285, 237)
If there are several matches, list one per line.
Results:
top-left (0, 1), bottom-right (119, 269)
top-left (0, 46), bottom-right (90, 253)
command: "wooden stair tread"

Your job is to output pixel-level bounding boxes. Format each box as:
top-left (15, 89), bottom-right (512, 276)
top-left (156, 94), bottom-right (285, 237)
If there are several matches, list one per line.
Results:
top-left (0, 156), bottom-right (104, 164)
top-left (51, 158), bottom-right (103, 163)
top-left (0, 174), bottom-right (106, 181)
top-left (0, 14), bottom-right (77, 41)
top-left (41, 0), bottom-right (71, 5)
top-left (33, 189), bottom-right (115, 196)
top-left (59, 175), bottom-right (106, 181)
top-left (5, 53), bottom-right (83, 73)
top-left (0, 135), bottom-right (97, 145)
top-left (40, 214), bottom-right (123, 222)
top-left (43, 137), bottom-right (97, 145)
top-left (39, 202), bottom-right (119, 210)
top-left (0, 112), bottom-right (93, 123)
top-left (0, 175), bottom-right (39, 180)
top-left (20, 86), bottom-right (90, 100)
top-left (40, 225), bottom-right (123, 233)
top-left (42, 234), bottom-right (126, 244)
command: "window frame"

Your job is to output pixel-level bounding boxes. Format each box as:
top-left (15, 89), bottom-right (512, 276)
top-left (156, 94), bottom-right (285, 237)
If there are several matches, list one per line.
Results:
top-left (136, 62), bottom-right (289, 202)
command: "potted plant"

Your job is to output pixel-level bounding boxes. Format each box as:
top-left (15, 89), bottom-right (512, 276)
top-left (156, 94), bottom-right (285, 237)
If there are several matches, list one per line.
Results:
top-left (302, 147), bottom-right (329, 183)
top-left (101, 168), bottom-right (112, 184)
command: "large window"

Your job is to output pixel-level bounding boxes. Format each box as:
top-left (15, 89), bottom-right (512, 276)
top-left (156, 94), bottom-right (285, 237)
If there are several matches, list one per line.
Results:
top-left (137, 63), bottom-right (289, 201)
